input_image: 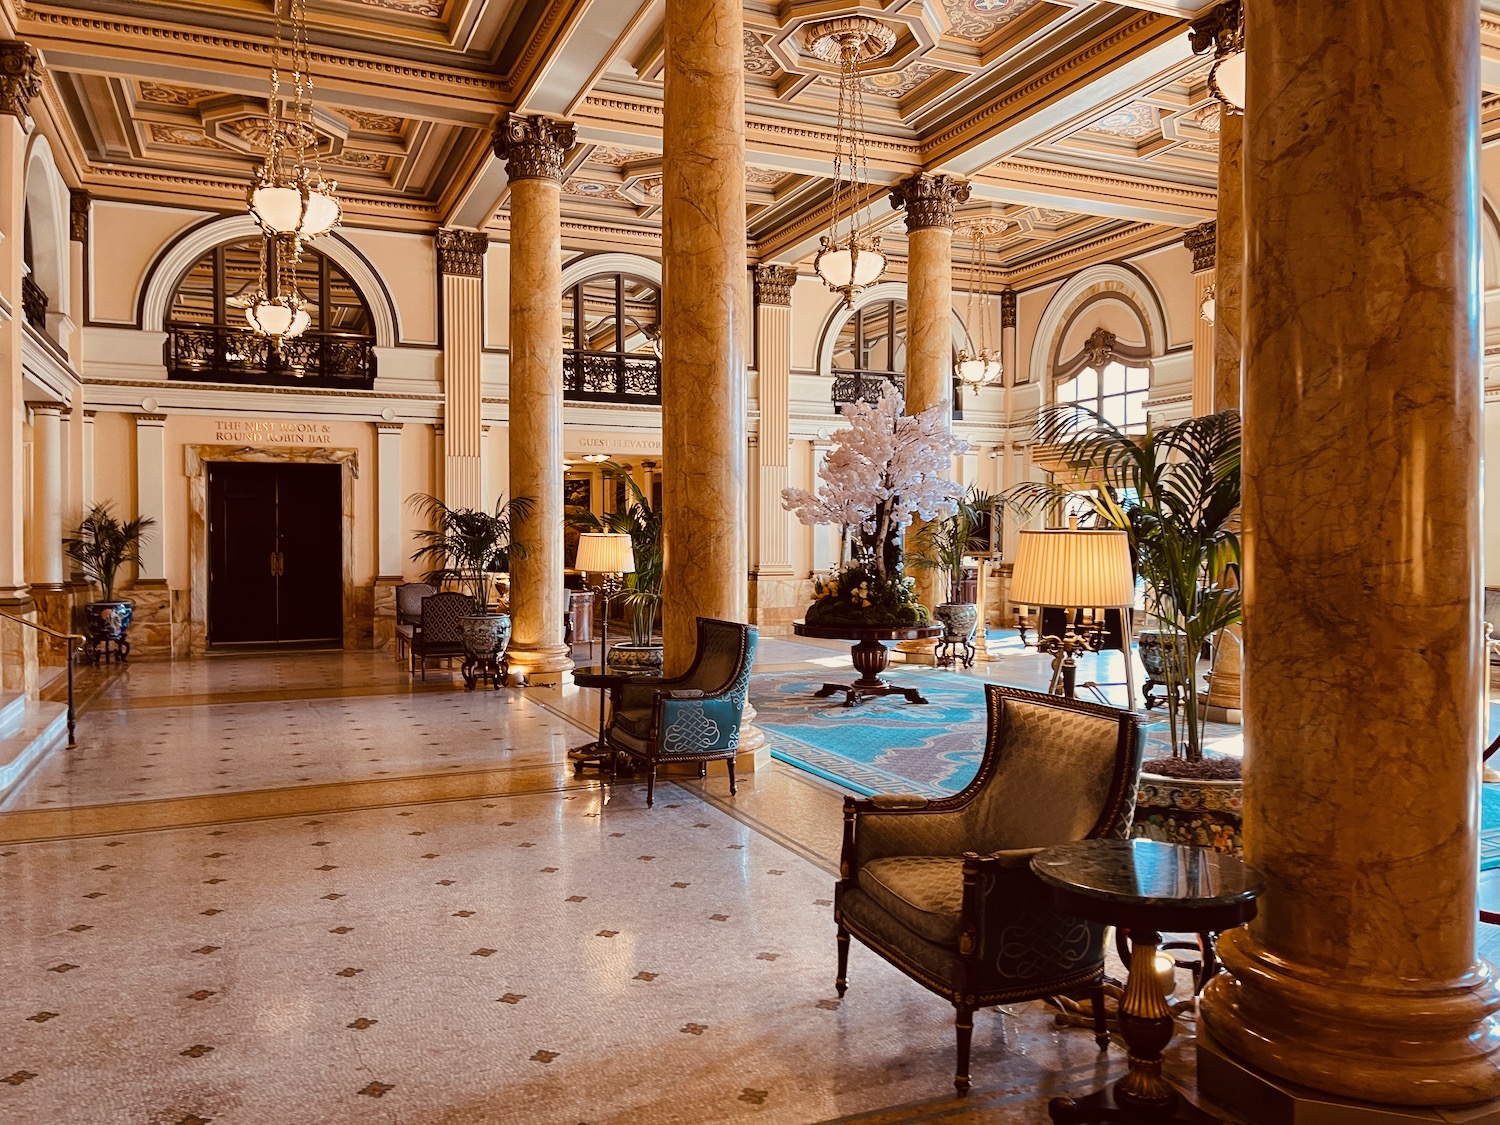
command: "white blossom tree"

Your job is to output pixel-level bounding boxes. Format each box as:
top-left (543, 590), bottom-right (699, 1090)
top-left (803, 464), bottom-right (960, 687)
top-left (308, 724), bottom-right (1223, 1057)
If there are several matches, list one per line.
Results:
top-left (782, 385), bottom-right (969, 579)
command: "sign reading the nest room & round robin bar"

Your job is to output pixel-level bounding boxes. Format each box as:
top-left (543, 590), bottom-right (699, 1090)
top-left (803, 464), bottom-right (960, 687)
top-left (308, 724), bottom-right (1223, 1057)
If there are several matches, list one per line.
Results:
top-left (213, 419), bottom-right (334, 445)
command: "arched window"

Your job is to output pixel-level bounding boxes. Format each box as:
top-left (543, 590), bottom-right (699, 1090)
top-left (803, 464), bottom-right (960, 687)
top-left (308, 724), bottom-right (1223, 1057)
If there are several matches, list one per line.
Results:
top-left (1054, 328), bottom-right (1150, 433)
top-left (164, 237), bottom-right (376, 389)
top-left (830, 298), bottom-right (963, 417)
top-left (20, 211), bottom-right (47, 331)
top-left (562, 273), bottom-right (661, 404)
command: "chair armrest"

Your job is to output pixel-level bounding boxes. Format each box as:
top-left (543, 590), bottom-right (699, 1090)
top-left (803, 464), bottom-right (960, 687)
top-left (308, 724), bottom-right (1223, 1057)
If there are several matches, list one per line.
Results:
top-left (843, 798), bottom-right (982, 875)
top-left (870, 794), bottom-right (929, 810)
top-left (660, 689), bottom-right (704, 700)
top-left (617, 677), bottom-right (669, 712)
top-left (654, 695), bottom-right (738, 755)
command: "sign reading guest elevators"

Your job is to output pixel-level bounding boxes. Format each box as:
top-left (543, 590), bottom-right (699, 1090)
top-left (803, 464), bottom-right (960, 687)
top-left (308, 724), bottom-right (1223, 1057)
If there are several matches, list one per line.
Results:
top-left (214, 419), bottom-right (334, 445)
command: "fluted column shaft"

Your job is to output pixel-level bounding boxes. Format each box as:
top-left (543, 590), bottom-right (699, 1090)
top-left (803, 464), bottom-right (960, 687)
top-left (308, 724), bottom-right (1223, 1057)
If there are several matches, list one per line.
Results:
top-left (1000, 289), bottom-right (1017, 388)
top-left (495, 115), bottom-right (575, 682)
top-left (753, 265), bottom-right (795, 578)
top-left (661, 0), bottom-right (748, 675)
top-left (438, 230), bottom-right (487, 511)
top-left (1199, 0), bottom-right (1500, 1106)
top-left (375, 423), bottom-right (403, 579)
top-left (134, 414), bottom-right (167, 582)
top-left (1185, 220), bottom-right (1217, 416)
top-left (1214, 113), bottom-right (1243, 412)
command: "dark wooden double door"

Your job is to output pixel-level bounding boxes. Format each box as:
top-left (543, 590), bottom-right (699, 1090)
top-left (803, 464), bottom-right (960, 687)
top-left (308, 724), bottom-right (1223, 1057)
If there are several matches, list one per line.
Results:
top-left (208, 462), bottom-right (343, 646)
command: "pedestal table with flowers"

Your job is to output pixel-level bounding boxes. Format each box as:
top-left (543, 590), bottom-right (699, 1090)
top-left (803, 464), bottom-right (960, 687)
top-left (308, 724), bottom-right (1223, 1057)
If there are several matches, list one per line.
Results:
top-left (782, 384), bottom-right (970, 706)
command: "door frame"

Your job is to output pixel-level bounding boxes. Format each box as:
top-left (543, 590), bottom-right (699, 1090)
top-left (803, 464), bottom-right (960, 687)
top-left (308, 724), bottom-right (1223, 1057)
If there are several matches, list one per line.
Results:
top-left (187, 443), bottom-right (358, 655)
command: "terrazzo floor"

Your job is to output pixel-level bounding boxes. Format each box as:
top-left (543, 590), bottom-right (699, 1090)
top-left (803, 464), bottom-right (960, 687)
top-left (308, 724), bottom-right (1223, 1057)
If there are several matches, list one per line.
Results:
top-left (1, 639), bottom-right (1242, 1123)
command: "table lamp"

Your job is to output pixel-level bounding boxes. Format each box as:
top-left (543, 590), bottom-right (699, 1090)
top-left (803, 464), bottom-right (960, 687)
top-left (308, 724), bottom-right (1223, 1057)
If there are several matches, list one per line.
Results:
top-left (1008, 521), bottom-right (1134, 699)
top-left (575, 532), bottom-right (635, 669)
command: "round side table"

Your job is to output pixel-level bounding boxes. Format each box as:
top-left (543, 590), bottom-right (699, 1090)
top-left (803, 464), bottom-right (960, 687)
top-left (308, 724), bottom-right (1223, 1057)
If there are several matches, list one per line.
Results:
top-left (567, 665), bottom-right (655, 774)
top-left (1031, 839), bottom-right (1263, 1124)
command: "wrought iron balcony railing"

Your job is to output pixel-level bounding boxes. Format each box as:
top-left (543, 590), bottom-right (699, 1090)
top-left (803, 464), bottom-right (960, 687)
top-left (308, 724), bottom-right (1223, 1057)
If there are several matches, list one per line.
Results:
top-left (832, 371), bottom-right (904, 413)
top-left (21, 275), bottom-right (47, 330)
top-left (563, 351), bottom-right (661, 404)
top-left (166, 325), bottom-right (377, 390)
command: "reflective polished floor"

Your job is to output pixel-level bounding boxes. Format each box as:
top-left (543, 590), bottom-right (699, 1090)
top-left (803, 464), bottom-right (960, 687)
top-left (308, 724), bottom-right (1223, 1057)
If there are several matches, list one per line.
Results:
top-left (1, 640), bottom-right (1241, 1123)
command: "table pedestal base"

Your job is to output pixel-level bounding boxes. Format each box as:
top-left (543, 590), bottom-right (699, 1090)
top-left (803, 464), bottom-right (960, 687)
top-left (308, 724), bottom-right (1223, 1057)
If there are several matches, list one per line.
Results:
top-left (814, 637), bottom-right (930, 708)
top-left (1048, 1088), bottom-right (1220, 1125)
top-left (462, 652), bottom-right (508, 691)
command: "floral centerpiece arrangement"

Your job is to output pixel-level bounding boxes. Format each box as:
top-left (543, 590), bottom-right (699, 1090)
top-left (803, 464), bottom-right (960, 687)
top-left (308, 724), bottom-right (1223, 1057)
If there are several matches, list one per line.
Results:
top-left (782, 385), bottom-right (969, 627)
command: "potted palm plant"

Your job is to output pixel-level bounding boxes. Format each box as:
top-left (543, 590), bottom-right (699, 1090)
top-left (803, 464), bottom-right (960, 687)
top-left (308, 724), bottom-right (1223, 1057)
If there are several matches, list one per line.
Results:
top-left (907, 485), bottom-right (997, 651)
top-left (566, 464), bottom-right (663, 672)
top-left (408, 493), bottom-right (534, 664)
top-left (1009, 406), bottom-right (1243, 852)
top-left (66, 502), bottom-right (156, 663)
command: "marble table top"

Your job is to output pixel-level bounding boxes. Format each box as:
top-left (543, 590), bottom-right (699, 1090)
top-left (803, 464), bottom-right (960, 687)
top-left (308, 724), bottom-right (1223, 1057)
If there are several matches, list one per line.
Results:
top-left (1031, 838), bottom-right (1263, 912)
top-left (792, 621), bottom-right (943, 642)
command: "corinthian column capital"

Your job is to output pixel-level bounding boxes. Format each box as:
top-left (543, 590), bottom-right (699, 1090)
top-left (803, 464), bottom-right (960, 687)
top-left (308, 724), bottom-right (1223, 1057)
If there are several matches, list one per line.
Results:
top-left (493, 114), bottom-right (577, 183)
top-left (0, 43), bottom-right (43, 122)
top-left (889, 172), bottom-right (970, 232)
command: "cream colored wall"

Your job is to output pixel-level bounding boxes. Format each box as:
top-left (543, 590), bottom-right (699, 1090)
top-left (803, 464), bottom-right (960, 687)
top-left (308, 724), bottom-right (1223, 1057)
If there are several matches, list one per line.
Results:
top-left (400, 423), bottom-right (436, 581)
top-left (1129, 243), bottom-right (1194, 352)
top-left (339, 228), bottom-right (438, 346)
top-left (484, 242), bottom-right (511, 351)
top-left (1014, 282), bottom-right (1061, 387)
top-left (89, 202), bottom-right (213, 325)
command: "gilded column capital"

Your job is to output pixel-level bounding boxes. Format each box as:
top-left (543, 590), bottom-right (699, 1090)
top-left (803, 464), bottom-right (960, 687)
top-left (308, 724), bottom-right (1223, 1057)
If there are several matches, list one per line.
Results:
top-left (889, 173), bottom-right (971, 232)
top-left (437, 229), bottom-right (488, 278)
top-left (1184, 220), bottom-right (1217, 273)
top-left (754, 264), bottom-right (797, 307)
top-left (1000, 289), bottom-right (1017, 329)
top-left (69, 190), bottom-right (90, 242)
top-left (0, 42), bottom-right (42, 122)
top-left (493, 114), bottom-right (576, 183)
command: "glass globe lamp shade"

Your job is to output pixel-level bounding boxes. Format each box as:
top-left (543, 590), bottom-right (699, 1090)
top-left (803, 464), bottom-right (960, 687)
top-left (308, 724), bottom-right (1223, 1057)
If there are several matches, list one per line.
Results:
top-left (1210, 49), bottom-right (1246, 112)
top-left (851, 242), bottom-right (886, 287)
top-left (956, 353), bottom-right (985, 386)
top-left (250, 184), bottom-right (305, 235)
top-left (286, 307), bottom-right (311, 339)
top-left (983, 356), bottom-right (1004, 384)
top-left (300, 186), bottom-right (341, 240)
top-left (815, 241), bottom-right (854, 288)
top-left (1200, 292), bottom-right (1217, 324)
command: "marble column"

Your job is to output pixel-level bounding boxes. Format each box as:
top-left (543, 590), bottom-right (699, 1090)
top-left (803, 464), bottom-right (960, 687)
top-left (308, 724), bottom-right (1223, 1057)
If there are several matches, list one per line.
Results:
top-left (0, 44), bottom-right (42, 692)
top-left (1198, 0), bottom-right (1500, 1108)
top-left (1000, 289), bottom-right (1017, 387)
top-left (376, 422), bottom-right (403, 579)
top-left (438, 230), bottom-right (487, 511)
top-left (661, 0), bottom-right (748, 674)
top-left (494, 114), bottom-right (574, 683)
top-left (134, 414), bottom-right (167, 584)
top-left (81, 410), bottom-right (95, 514)
top-left (1213, 112), bottom-right (1243, 413)
top-left (29, 402), bottom-right (63, 588)
top-left (749, 265), bottom-right (796, 634)
top-left (891, 171), bottom-right (969, 628)
top-left (1184, 220), bottom-right (1217, 416)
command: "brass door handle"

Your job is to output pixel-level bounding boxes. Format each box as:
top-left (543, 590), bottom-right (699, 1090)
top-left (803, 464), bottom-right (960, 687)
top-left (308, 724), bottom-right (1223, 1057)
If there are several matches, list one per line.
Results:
top-left (270, 551), bottom-right (285, 577)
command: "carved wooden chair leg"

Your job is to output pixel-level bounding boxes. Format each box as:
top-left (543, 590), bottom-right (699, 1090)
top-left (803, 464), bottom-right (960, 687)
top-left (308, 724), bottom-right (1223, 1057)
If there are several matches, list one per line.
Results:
top-left (835, 924), bottom-right (850, 996)
top-left (954, 1003), bottom-right (974, 1095)
top-left (727, 756), bottom-right (737, 796)
top-left (1090, 979), bottom-right (1109, 1049)
top-left (646, 763), bottom-right (656, 807)
top-left (698, 762), bottom-right (707, 778)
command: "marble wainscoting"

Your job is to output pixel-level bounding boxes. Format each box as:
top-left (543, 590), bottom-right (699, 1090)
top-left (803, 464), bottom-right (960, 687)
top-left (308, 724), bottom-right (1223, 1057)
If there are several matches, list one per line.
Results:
top-left (747, 575), bottom-right (816, 637)
top-left (183, 444), bottom-right (360, 655)
top-left (120, 584), bottom-right (191, 660)
top-left (32, 587), bottom-right (73, 666)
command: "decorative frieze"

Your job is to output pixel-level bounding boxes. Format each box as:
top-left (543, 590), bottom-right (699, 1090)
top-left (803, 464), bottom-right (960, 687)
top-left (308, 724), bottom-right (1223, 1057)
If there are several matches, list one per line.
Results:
top-left (889, 172), bottom-right (971, 232)
top-left (753, 264), bottom-right (797, 307)
top-left (493, 114), bottom-right (576, 184)
top-left (0, 42), bottom-right (42, 122)
top-left (69, 190), bottom-right (91, 242)
top-left (436, 229), bottom-right (489, 278)
top-left (1184, 220), bottom-right (1217, 273)
top-left (1000, 289), bottom-right (1017, 329)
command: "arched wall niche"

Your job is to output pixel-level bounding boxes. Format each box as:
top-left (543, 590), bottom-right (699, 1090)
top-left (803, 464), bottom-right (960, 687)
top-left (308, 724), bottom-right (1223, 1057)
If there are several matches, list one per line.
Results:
top-left (138, 214), bottom-right (399, 347)
top-left (560, 251), bottom-right (662, 289)
top-left (23, 134), bottom-right (71, 327)
top-left (1030, 263), bottom-right (1167, 396)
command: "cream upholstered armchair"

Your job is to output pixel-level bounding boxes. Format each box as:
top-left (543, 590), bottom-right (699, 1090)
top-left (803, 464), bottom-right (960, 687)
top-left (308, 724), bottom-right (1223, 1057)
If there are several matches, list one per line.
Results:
top-left (606, 617), bottom-right (757, 807)
top-left (834, 684), bottom-right (1144, 1094)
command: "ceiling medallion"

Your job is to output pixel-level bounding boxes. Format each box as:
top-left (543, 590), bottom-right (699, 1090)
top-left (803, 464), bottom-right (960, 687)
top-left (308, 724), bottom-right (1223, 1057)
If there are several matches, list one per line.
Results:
top-left (806, 17), bottom-right (896, 309)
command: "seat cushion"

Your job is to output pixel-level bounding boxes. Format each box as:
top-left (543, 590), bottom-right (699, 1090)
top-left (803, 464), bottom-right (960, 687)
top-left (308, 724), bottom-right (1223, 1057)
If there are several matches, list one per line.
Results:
top-left (612, 706), bottom-right (653, 741)
top-left (857, 855), bottom-right (966, 947)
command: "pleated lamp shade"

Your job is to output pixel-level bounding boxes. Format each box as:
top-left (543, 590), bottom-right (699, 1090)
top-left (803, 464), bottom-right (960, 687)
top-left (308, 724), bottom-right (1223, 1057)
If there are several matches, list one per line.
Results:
top-left (574, 533), bottom-right (635, 576)
top-left (1009, 527), bottom-right (1134, 609)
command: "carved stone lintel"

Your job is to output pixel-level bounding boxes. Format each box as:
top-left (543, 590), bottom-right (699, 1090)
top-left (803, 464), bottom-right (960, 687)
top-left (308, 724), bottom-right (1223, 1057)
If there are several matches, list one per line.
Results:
top-left (493, 114), bottom-right (577, 184)
top-left (1184, 220), bottom-right (1217, 273)
top-left (889, 173), bottom-right (971, 232)
top-left (754, 264), bottom-right (797, 307)
top-left (437, 229), bottom-right (489, 278)
top-left (0, 42), bottom-right (43, 122)
top-left (1082, 327), bottom-right (1117, 370)
top-left (1000, 289), bottom-right (1017, 330)
top-left (69, 190), bottom-right (91, 243)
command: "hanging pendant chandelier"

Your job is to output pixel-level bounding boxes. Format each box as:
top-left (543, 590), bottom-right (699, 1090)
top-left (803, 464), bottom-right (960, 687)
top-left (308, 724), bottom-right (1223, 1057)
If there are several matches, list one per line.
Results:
top-left (247, 0), bottom-right (341, 242)
top-left (954, 219), bottom-right (1007, 393)
top-left (807, 17), bottom-right (895, 309)
top-left (244, 234), bottom-right (311, 349)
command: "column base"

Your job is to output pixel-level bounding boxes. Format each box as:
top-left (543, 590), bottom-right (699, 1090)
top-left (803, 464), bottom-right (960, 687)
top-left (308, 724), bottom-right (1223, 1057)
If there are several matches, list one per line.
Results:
top-left (895, 639), bottom-right (937, 665)
top-left (1200, 929), bottom-right (1500, 1107)
top-left (1198, 1027), bottom-right (1500, 1125)
top-left (506, 644), bottom-right (574, 687)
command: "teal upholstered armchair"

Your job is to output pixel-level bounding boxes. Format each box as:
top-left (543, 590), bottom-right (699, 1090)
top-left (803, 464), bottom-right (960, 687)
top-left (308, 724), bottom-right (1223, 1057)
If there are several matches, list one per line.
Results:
top-left (606, 617), bottom-right (757, 807)
top-left (834, 684), bottom-right (1144, 1094)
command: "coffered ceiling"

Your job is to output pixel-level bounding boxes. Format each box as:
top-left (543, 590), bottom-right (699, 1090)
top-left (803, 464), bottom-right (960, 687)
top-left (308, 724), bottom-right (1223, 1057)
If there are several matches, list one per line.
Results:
top-left (10, 0), bottom-right (1500, 287)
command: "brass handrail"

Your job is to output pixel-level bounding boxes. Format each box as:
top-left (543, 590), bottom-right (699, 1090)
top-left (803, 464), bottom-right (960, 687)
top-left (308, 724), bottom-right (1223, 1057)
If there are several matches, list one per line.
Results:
top-left (0, 610), bottom-right (84, 747)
